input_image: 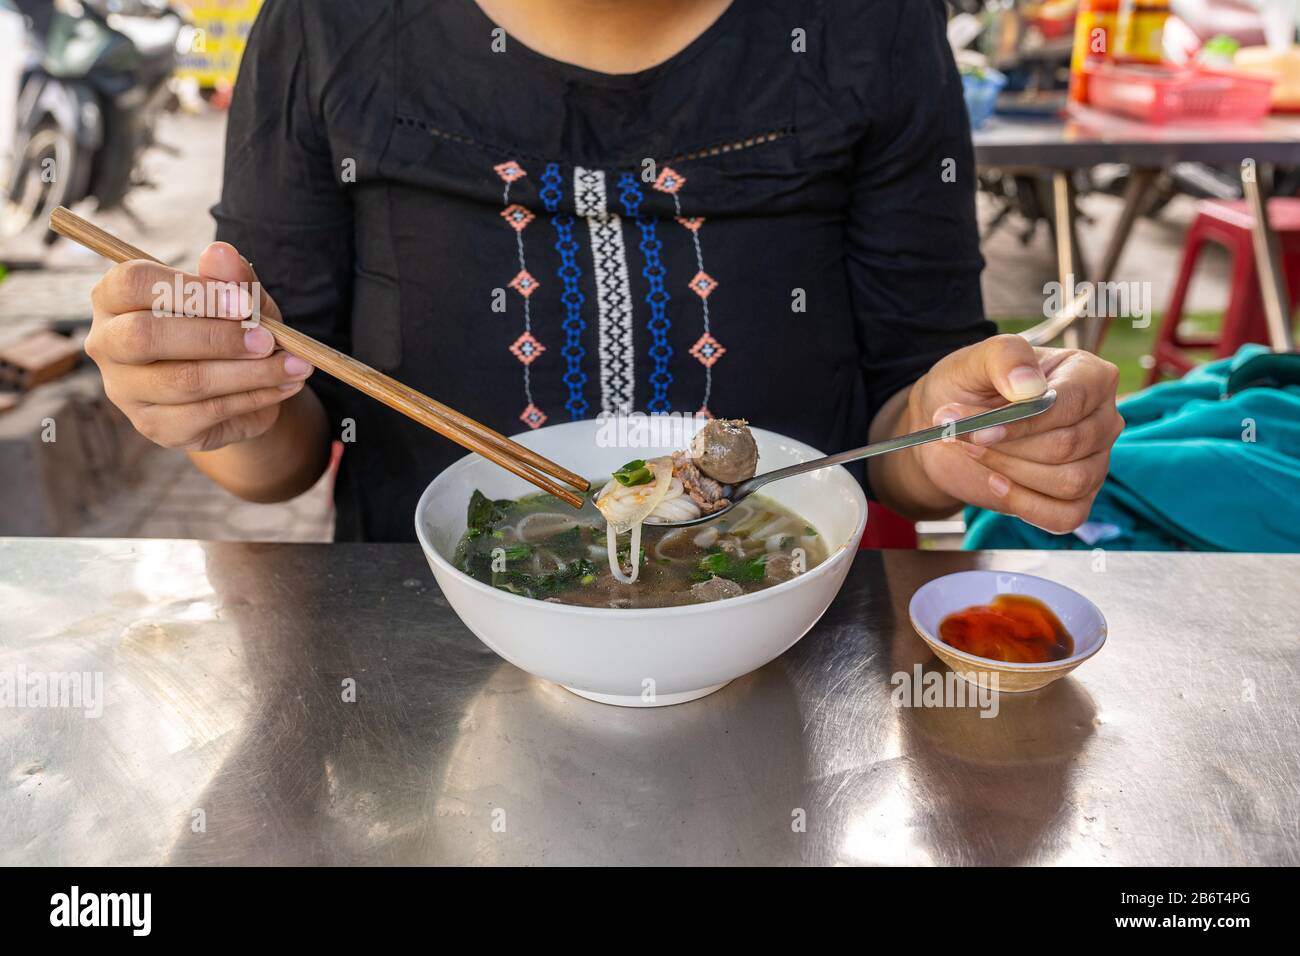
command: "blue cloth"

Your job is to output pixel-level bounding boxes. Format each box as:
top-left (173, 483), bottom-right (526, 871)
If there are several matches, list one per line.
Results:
top-left (964, 346), bottom-right (1300, 552)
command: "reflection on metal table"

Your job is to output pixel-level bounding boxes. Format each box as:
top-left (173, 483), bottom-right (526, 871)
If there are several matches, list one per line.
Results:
top-left (1, 538), bottom-right (1297, 866)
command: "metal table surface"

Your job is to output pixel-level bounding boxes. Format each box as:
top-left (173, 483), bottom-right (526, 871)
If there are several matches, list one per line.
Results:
top-left (2, 538), bottom-right (1297, 866)
top-left (974, 110), bottom-right (1300, 168)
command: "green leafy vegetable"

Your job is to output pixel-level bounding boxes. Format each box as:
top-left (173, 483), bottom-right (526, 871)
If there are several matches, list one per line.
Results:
top-left (612, 460), bottom-right (653, 487)
top-left (696, 550), bottom-right (768, 585)
top-left (490, 558), bottom-right (596, 600)
top-left (466, 489), bottom-right (510, 535)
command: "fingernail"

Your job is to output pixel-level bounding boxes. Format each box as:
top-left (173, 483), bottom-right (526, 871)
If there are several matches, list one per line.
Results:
top-left (971, 424), bottom-right (1008, 446)
top-left (284, 355), bottom-right (313, 378)
top-left (244, 327), bottom-right (274, 354)
top-left (278, 381), bottom-right (304, 393)
top-left (933, 404), bottom-right (963, 427)
top-left (1007, 365), bottom-right (1048, 399)
top-left (962, 441), bottom-right (986, 459)
top-left (989, 474), bottom-right (1012, 497)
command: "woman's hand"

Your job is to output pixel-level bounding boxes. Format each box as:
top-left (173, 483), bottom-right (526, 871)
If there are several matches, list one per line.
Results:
top-left (892, 334), bottom-right (1124, 533)
top-left (86, 242), bottom-right (313, 453)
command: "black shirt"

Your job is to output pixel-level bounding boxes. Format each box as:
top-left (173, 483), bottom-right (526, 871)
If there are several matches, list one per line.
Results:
top-left (213, 0), bottom-right (993, 542)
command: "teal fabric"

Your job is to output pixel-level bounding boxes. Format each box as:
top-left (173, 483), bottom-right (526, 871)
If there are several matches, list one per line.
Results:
top-left (964, 346), bottom-right (1300, 553)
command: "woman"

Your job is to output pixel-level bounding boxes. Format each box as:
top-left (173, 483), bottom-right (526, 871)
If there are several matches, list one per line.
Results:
top-left (86, 0), bottom-right (1122, 542)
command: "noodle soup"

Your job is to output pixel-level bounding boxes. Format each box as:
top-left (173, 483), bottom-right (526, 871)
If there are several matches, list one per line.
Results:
top-left (454, 488), bottom-right (828, 609)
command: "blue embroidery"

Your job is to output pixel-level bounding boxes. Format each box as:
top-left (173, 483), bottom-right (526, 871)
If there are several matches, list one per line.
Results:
top-left (618, 173), bottom-right (672, 413)
top-left (541, 163), bottom-right (588, 420)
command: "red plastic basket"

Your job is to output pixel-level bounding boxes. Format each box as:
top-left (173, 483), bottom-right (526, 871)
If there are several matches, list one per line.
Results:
top-left (1085, 62), bottom-right (1275, 123)
top-left (1030, 14), bottom-right (1075, 41)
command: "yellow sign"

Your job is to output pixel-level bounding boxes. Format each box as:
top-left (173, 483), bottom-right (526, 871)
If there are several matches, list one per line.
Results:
top-left (175, 0), bottom-right (265, 88)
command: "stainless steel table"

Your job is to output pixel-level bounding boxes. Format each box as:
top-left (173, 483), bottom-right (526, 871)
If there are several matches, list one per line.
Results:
top-left (2, 538), bottom-right (1297, 866)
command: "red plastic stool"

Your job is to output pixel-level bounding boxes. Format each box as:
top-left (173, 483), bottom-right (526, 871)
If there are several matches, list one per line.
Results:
top-left (1149, 198), bottom-right (1300, 386)
top-left (858, 501), bottom-right (918, 550)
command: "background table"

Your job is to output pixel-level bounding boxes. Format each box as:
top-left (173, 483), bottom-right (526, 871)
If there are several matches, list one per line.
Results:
top-left (1, 538), bottom-right (1296, 866)
top-left (973, 111), bottom-right (1300, 170)
top-left (973, 111), bottom-right (1300, 351)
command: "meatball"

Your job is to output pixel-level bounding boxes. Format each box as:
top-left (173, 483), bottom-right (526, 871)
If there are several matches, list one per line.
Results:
top-left (763, 553), bottom-right (802, 584)
top-left (689, 419), bottom-right (759, 484)
top-left (690, 576), bottom-right (745, 603)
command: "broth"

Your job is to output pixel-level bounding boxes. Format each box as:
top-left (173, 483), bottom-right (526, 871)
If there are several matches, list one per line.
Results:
top-left (454, 487), bottom-right (829, 608)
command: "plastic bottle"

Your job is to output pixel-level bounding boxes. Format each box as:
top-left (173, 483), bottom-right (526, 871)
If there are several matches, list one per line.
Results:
top-left (1113, 0), bottom-right (1171, 65)
top-left (1070, 0), bottom-right (1120, 104)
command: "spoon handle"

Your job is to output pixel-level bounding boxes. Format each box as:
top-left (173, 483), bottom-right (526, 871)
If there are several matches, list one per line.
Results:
top-left (735, 390), bottom-right (1058, 498)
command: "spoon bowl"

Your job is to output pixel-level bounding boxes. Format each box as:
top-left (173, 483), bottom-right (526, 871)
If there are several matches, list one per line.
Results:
top-left (648, 391), bottom-right (1058, 528)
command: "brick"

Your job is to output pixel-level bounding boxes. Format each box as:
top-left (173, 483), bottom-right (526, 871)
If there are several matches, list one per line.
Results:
top-left (0, 329), bottom-right (83, 390)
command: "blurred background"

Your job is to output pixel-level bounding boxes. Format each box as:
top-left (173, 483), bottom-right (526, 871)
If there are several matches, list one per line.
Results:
top-left (1, 0), bottom-right (1297, 546)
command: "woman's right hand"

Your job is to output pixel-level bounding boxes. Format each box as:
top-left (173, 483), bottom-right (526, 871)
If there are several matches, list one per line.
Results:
top-left (86, 242), bottom-right (315, 453)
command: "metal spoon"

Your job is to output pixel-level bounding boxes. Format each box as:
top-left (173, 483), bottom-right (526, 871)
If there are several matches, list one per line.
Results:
top-left (648, 390), bottom-right (1058, 528)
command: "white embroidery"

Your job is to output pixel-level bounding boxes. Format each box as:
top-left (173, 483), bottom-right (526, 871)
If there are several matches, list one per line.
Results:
top-left (575, 166), bottom-right (635, 414)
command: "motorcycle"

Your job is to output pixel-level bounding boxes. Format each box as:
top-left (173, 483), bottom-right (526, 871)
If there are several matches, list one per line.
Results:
top-left (2, 0), bottom-right (194, 243)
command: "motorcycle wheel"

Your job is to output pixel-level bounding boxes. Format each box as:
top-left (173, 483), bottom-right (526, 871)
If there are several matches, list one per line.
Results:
top-left (1, 121), bottom-right (75, 241)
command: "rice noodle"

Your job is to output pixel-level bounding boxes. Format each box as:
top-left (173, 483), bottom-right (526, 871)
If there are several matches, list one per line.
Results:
top-left (764, 534), bottom-right (790, 553)
top-left (517, 512), bottom-right (579, 543)
top-left (597, 457), bottom-right (676, 586)
top-left (646, 493), bottom-right (701, 524)
top-left (751, 517), bottom-right (788, 542)
top-left (607, 522), bottom-right (643, 584)
top-left (692, 527), bottom-right (719, 549)
top-left (595, 457), bottom-right (674, 534)
top-left (653, 527), bottom-right (690, 562)
top-left (536, 548), bottom-right (566, 572)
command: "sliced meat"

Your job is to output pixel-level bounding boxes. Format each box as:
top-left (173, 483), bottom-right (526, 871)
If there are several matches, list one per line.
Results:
top-left (690, 576), bottom-right (745, 603)
top-left (671, 450), bottom-right (730, 514)
top-left (764, 553), bottom-right (802, 584)
top-left (716, 534), bottom-right (745, 555)
top-left (689, 419), bottom-right (759, 484)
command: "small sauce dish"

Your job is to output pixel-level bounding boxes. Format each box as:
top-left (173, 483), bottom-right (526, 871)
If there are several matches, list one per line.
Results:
top-left (908, 570), bottom-right (1107, 693)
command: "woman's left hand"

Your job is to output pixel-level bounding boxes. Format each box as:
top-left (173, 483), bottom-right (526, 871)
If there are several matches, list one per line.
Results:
top-left (905, 334), bottom-right (1125, 533)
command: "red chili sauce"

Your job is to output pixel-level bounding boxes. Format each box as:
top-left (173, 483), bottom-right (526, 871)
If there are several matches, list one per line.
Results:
top-left (938, 594), bottom-right (1073, 664)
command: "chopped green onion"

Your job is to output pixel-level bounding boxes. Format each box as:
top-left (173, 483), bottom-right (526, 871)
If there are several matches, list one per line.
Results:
top-left (612, 460), bottom-right (653, 487)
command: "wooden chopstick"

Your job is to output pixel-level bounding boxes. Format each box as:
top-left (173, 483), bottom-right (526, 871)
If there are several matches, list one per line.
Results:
top-left (50, 207), bottom-right (590, 509)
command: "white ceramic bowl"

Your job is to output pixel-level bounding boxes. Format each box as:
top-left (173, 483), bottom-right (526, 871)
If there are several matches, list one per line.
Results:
top-left (908, 570), bottom-right (1107, 693)
top-left (415, 419), bottom-right (867, 707)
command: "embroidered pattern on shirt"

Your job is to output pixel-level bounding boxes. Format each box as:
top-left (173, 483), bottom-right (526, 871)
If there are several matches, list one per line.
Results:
top-left (496, 160), bottom-right (547, 429)
top-left (618, 173), bottom-right (672, 413)
top-left (574, 166), bottom-right (635, 415)
top-left (659, 166), bottom-right (722, 418)
top-left (541, 162), bottom-right (589, 420)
